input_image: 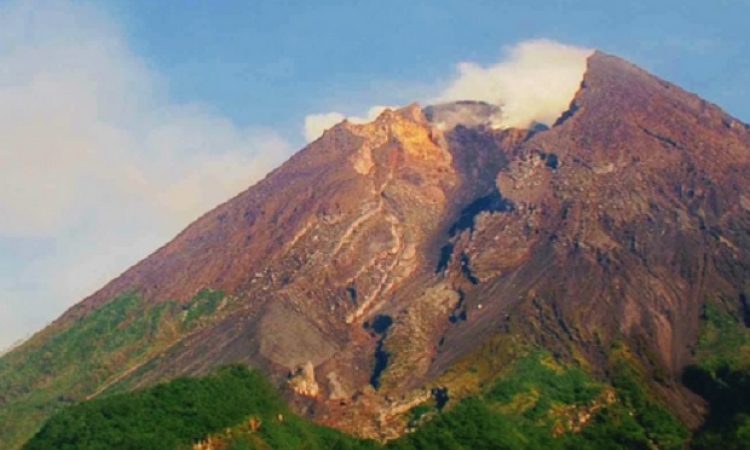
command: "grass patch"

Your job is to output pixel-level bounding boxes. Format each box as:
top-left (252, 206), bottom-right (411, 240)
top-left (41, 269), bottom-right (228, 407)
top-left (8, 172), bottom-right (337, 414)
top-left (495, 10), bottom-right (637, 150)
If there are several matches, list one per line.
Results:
top-left (0, 290), bottom-right (227, 450)
top-left (23, 365), bottom-right (376, 450)
top-left (390, 350), bottom-right (687, 450)
top-left (684, 301), bottom-right (750, 449)
top-left (15, 345), bottom-right (691, 450)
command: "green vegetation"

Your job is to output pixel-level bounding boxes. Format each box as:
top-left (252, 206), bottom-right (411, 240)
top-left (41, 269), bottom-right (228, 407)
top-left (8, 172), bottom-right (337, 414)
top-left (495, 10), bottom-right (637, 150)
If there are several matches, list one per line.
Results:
top-left (214, 409), bottom-right (376, 450)
top-left (23, 365), bottom-right (374, 450)
top-left (0, 290), bottom-right (228, 450)
top-left (693, 302), bottom-right (750, 373)
top-left (605, 349), bottom-right (689, 449)
top-left (183, 289), bottom-right (225, 329)
top-left (15, 348), bottom-right (691, 450)
top-left (390, 351), bottom-right (687, 450)
top-left (684, 302), bottom-right (750, 449)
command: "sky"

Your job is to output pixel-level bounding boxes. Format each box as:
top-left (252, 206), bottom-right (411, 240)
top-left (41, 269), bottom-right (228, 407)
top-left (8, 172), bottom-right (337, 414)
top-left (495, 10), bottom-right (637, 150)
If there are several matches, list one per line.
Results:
top-left (1, 0), bottom-right (749, 350)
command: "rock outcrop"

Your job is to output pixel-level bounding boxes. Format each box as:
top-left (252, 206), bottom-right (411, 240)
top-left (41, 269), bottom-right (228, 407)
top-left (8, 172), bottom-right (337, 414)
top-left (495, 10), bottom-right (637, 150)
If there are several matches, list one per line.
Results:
top-left (289, 361), bottom-right (320, 398)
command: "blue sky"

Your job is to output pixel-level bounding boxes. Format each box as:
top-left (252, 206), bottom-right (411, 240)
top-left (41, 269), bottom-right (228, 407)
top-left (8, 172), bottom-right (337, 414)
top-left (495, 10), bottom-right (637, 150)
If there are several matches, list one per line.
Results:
top-left (103, 0), bottom-right (750, 141)
top-left (1, 0), bottom-right (749, 349)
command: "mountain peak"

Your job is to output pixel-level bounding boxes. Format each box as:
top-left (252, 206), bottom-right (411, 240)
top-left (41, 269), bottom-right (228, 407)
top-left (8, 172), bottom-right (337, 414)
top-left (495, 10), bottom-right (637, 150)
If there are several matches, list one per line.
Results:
top-left (570, 51), bottom-right (748, 133)
top-left (3, 50), bottom-right (750, 448)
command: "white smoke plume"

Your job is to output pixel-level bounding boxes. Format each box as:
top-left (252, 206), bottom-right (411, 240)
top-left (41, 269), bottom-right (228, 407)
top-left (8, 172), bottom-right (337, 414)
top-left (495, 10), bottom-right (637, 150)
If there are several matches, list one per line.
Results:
top-left (303, 39), bottom-right (592, 140)
top-left (435, 39), bottom-right (593, 128)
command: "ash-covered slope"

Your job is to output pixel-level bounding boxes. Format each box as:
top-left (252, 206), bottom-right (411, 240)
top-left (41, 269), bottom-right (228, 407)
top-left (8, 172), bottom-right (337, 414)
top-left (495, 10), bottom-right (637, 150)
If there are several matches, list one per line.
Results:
top-left (2, 51), bottom-right (749, 448)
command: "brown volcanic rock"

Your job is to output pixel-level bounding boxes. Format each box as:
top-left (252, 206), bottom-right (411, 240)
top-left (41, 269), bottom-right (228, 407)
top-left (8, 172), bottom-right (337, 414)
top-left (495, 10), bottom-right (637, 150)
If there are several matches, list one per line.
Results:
top-left (60, 103), bottom-right (516, 384)
top-left (515, 52), bottom-right (750, 372)
top-left (67, 104), bottom-right (456, 326)
top-left (18, 52), bottom-right (750, 438)
top-left (430, 52), bottom-right (750, 425)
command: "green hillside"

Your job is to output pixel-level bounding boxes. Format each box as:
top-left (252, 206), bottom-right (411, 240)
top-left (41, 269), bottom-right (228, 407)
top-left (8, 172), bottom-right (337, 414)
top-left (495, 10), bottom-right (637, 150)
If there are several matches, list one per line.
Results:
top-left (0, 290), bottom-right (230, 449)
top-left (23, 365), bottom-right (374, 450)
top-left (683, 301), bottom-right (750, 449)
top-left (389, 350), bottom-right (686, 450)
top-left (20, 350), bottom-right (691, 450)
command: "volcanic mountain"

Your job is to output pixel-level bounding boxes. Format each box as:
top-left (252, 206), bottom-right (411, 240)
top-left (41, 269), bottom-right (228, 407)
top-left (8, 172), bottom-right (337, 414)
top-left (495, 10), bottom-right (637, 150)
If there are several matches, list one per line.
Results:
top-left (2, 51), bottom-right (750, 449)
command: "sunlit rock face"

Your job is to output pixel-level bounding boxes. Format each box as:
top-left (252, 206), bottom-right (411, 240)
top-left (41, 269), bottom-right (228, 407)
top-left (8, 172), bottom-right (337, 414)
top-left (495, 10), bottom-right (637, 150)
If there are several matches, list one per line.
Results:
top-left (3, 51), bottom-right (750, 446)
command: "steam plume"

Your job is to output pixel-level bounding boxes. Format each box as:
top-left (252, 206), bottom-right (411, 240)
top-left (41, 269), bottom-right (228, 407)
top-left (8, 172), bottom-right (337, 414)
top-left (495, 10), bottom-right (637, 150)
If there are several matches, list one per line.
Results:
top-left (436, 39), bottom-right (592, 128)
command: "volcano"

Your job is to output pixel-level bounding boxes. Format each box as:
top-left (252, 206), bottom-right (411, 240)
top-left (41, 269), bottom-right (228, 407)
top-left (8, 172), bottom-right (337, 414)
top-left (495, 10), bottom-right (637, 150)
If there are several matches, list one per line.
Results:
top-left (2, 51), bottom-right (750, 449)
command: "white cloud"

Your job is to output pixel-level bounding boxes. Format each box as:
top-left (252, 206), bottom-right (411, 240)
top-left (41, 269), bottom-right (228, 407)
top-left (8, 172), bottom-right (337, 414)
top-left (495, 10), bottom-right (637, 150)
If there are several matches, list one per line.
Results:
top-left (303, 112), bottom-right (347, 142)
top-left (436, 39), bottom-right (593, 128)
top-left (303, 40), bottom-right (592, 137)
top-left (303, 105), bottom-right (392, 142)
top-left (0, 0), bottom-right (291, 349)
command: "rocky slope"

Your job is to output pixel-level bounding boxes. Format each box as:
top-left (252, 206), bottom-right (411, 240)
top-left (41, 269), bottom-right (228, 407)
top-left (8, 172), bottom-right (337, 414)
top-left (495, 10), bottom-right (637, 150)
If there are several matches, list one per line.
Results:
top-left (1, 51), bottom-right (749, 448)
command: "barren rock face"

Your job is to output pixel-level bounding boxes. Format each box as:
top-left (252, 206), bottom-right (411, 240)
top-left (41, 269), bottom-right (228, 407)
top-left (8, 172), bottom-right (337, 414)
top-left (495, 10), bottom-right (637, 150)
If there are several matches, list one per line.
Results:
top-left (489, 52), bottom-right (750, 374)
top-left (4, 51), bottom-right (750, 443)
top-left (432, 52), bottom-right (750, 425)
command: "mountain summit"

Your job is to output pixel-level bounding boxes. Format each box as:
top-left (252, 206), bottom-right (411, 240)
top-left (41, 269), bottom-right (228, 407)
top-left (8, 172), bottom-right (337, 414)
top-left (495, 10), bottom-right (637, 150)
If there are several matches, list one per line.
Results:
top-left (2, 52), bottom-right (750, 448)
